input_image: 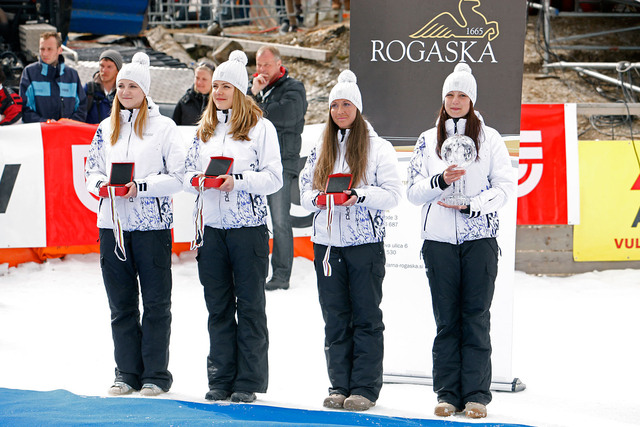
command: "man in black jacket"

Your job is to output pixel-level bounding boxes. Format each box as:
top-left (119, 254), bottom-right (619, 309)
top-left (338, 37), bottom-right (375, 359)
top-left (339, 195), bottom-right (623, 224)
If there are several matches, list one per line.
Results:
top-left (250, 46), bottom-right (307, 291)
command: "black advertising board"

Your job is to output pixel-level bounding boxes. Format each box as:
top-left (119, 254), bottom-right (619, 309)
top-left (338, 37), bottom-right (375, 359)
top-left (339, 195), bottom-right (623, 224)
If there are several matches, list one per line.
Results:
top-left (350, 0), bottom-right (527, 143)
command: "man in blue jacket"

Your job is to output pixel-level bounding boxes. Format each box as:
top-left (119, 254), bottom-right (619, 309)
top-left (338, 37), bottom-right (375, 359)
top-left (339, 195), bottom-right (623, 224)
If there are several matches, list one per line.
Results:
top-left (19, 31), bottom-right (86, 123)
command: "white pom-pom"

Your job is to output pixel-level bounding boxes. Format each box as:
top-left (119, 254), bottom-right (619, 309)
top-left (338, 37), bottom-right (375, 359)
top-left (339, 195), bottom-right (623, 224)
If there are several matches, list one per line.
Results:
top-left (454, 63), bottom-right (472, 74)
top-left (338, 69), bottom-right (357, 84)
top-left (228, 50), bottom-right (248, 66)
top-left (132, 52), bottom-right (150, 67)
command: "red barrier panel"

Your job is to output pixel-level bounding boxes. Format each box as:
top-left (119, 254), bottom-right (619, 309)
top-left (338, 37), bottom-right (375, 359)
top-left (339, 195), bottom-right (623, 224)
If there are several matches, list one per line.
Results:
top-left (517, 104), bottom-right (571, 225)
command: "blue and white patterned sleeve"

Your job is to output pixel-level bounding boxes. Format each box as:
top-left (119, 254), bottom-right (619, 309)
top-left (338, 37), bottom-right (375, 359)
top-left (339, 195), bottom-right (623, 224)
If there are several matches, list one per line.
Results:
top-left (85, 125), bottom-right (108, 196)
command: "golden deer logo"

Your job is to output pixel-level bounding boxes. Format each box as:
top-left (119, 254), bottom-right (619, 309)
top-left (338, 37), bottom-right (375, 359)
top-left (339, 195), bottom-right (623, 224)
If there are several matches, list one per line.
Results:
top-left (410, 0), bottom-right (499, 41)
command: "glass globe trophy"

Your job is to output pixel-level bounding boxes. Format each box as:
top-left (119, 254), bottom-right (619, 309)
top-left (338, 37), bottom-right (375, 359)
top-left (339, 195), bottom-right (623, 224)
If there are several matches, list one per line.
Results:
top-left (441, 134), bottom-right (477, 206)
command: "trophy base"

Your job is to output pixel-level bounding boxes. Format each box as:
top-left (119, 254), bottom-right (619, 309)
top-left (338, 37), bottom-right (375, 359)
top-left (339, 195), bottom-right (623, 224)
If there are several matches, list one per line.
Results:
top-left (443, 194), bottom-right (470, 206)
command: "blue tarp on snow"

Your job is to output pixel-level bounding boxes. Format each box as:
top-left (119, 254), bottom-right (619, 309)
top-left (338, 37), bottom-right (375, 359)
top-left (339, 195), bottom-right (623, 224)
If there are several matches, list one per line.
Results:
top-left (0, 388), bottom-right (531, 426)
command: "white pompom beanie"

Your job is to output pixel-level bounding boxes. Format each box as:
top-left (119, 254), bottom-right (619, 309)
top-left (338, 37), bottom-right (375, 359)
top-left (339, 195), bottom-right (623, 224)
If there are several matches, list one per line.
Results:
top-left (117, 52), bottom-right (151, 95)
top-left (213, 50), bottom-right (249, 94)
top-left (441, 62), bottom-right (477, 106)
top-left (329, 70), bottom-right (363, 113)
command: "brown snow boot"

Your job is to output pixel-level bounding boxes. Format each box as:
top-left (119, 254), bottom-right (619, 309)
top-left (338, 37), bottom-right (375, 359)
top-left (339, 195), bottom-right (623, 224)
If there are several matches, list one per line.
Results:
top-left (464, 402), bottom-right (487, 418)
top-left (343, 394), bottom-right (375, 411)
top-left (434, 401), bottom-right (459, 417)
top-left (323, 393), bottom-right (346, 409)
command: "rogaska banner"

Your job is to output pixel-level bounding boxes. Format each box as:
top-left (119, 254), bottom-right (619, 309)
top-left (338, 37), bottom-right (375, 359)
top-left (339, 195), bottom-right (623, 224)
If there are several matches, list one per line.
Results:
top-left (351, 0), bottom-right (527, 142)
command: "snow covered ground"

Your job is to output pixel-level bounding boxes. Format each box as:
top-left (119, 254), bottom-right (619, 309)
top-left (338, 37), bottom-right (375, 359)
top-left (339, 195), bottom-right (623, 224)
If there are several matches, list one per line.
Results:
top-left (1, 253), bottom-right (639, 427)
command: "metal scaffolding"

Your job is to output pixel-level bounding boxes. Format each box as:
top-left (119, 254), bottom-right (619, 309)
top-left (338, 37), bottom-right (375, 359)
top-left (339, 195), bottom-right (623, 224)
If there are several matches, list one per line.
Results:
top-left (146, 0), bottom-right (344, 30)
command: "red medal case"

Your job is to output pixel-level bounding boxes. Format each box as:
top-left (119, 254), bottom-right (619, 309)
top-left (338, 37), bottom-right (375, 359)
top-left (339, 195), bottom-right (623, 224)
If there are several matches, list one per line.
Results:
top-left (191, 157), bottom-right (234, 188)
top-left (99, 162), bottom-right (134, 198)
top-left (316, 173), bottom-right (353, 206)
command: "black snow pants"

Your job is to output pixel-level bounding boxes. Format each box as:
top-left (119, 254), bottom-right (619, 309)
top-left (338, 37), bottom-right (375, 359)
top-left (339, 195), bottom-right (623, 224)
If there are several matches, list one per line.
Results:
top-left (197, 225), bottom-right (270, 394)
top-left (313, 241), bottom-right (385, 403)
top-left (99, 228), bottom-right (173, 391)
top-left (422, 238), bottom-right (498, 409)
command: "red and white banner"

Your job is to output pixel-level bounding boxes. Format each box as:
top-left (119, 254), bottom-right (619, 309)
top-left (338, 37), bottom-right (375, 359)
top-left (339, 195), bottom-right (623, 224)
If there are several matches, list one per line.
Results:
top-left (0, 123), bottom-right (46, 248)
top-left (1, 106), bottom-right (579, 251)
top-left (518, 104), bottom-right (579, 225)
top-left (41, 121), bottom-right (102, 246)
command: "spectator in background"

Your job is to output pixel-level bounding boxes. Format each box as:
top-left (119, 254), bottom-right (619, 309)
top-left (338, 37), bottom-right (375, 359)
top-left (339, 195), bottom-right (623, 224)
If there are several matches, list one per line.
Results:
top-left (249, 46), bottom-right (307, 291)
top-left (332, 0), bottom-right (350, 10)
top-left (277, 0), bottom-right (304, 33)
top-left (172, 61), bottom-right (214, 125)
top-left (19, 31), bottom-right (86, 123)
top-left (85, 49), bottom-right (123, 124)
top-left (216, 0), bottom-right (251, 27)
top-left (0, 68), bottom-right (22, 125)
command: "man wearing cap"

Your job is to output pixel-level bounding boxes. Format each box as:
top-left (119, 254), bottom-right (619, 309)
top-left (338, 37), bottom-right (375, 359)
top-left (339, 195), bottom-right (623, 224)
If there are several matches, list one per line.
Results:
top-left (19, 31), bottom-right (86, 123)
top-left (84, 49), bottom-right (123, 124)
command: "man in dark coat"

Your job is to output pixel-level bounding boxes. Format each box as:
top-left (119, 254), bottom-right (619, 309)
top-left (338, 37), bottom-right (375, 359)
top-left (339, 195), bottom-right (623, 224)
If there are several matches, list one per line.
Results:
top-left (249, 46), bottom-right (307, 291)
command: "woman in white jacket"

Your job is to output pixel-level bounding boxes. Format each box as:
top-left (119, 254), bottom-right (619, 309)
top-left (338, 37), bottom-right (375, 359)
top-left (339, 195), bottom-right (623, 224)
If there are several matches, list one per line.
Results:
top-left (85, 52), bottom-right (185, 397)
top-left (406, 63), bottom-right (514, 419)
top-left (183, 51), bottom-right (282, 404)
top-left (300, 70), bottom-right (402, 411)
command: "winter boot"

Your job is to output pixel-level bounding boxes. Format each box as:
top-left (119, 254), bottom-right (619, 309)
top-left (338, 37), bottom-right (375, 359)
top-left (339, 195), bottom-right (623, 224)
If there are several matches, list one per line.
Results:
top-left (108, 381), bottom-right (134, 396)
top-left (205, 389), bottom-right (231, 401)
top-left (140, 383), bottom-right (165, 396)
top-left (434, 402), bottom-right (458, 417)
top-left (230, 391), bottom-right (256, 403)
top-left (343, 395), bottom-right (375, 411)
top-left (464, 402), bottom-right (487, 418)
top-left (323, 393), bottom-right (347, 409)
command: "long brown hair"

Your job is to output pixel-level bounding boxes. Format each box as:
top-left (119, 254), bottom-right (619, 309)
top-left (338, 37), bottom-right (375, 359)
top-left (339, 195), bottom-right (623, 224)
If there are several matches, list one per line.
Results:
top-left (436, 102), bottom-right (481, 160)
top-left (109, 95), bottom-right (149, 146)
top-left (312, 109), bottom-right (370, 191)
top-left (197, 87), bottom-right (262, 142)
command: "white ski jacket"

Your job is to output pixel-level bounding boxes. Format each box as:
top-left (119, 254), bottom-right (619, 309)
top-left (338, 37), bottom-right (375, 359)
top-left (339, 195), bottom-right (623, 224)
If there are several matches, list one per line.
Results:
top-left (85, 98), bottom-right (186, 231)
top-left (406, 114), bottom-right (515, 245)
top-left (300, 123), bottom-right (402, 247)
top-left (183, 109), bottom-right (283, 229)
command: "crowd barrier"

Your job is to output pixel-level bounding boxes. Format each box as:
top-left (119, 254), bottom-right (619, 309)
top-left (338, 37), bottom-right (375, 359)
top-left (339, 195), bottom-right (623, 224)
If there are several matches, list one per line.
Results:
top-left (3, 104), bottom-right (636, 265)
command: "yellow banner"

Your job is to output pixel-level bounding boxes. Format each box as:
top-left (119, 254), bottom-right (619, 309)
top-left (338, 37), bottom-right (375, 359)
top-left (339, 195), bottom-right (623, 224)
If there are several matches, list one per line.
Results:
top-left (574, 140), bottom-right (640, 261)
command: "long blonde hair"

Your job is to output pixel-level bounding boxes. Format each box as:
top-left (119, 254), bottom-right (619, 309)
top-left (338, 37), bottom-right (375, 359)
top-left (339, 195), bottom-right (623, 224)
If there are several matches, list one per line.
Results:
top-left (196, 87), bottom-right (263, 142)
top-left (312, 110), bottom-right (370, 191)
top-left (109, 95), bottom-right (149, 146)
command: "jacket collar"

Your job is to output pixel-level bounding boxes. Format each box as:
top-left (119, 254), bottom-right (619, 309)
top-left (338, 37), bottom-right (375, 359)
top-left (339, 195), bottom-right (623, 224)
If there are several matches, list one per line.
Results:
top-left (40, 55), bottom-right (65, 77)
top-left (263, 67), bottom-right (288, 91)
top-left (216, 108), bottom-right (231, 124)
top-left (188, 87), bottom-right (209, 102)
top-left (119, 97), bottom-right (160, 122)
top-left (335, 120), bottom-right (377, 143)
top-left (91, 72), bottom-right (117, 95)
